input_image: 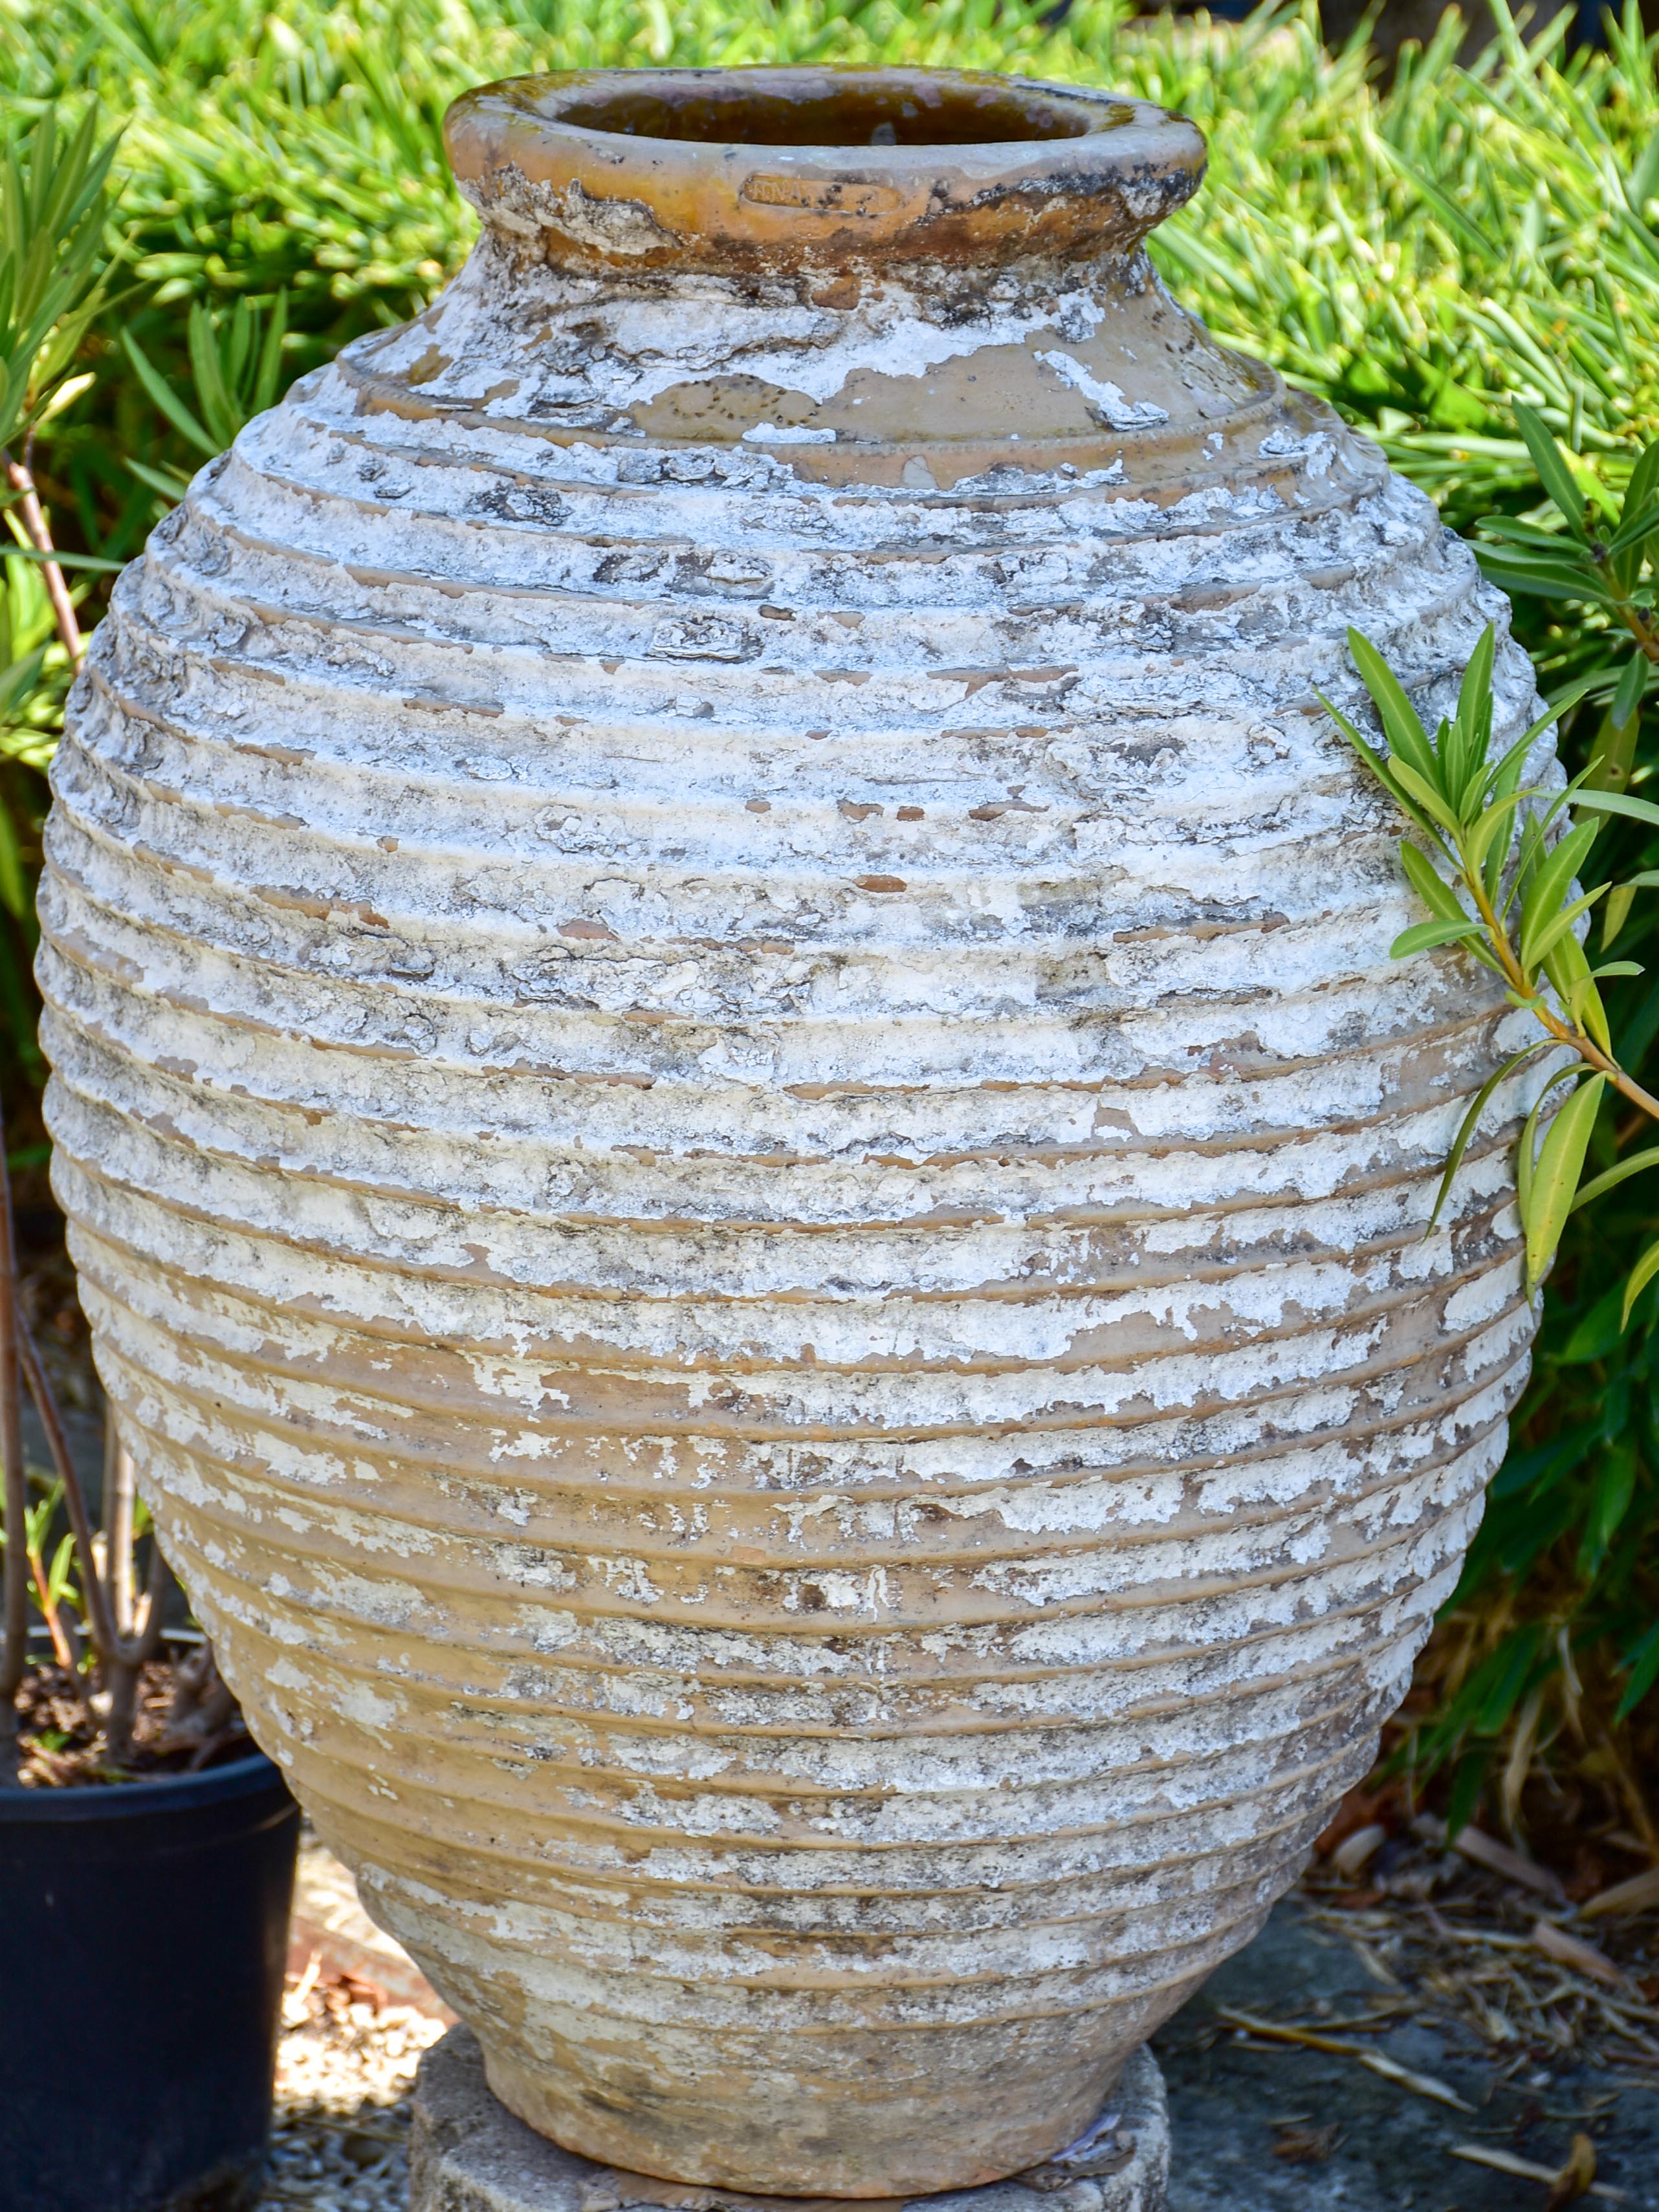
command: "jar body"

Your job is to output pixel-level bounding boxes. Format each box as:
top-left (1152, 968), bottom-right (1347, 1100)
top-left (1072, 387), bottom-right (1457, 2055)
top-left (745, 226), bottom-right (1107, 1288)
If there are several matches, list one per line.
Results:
top-left (39, 80), bottom-right (1549, 2196)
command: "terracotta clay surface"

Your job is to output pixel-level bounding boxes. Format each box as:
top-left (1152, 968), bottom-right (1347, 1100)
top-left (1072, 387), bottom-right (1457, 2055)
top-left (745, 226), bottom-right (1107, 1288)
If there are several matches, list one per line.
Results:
top-left (39, 65), bottom-right (1557, 2199)
top-left (410, 2028), bottom-right (1169, 2212)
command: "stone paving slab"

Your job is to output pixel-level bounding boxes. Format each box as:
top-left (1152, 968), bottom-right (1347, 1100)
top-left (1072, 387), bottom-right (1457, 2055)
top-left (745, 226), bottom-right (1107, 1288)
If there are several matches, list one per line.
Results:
top-left (1156, 1904), bottom-right (1659, 2210)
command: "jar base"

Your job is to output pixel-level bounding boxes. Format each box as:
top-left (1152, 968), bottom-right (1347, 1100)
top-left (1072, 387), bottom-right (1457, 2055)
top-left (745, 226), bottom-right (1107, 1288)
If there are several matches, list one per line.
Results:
top-left (410, 2026), bottom-right (1169, 2212)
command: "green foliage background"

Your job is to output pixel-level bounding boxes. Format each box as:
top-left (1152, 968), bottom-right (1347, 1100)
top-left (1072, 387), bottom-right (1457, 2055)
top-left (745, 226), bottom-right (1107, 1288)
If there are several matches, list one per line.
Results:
top-left (4, 0), bottom-right (1659, 1823)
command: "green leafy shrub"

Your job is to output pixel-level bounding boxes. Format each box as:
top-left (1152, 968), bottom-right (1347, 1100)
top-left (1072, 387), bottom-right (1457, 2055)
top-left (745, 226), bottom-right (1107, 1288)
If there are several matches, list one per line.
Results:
top-left (3, 0), bottom-right (1658, 1833)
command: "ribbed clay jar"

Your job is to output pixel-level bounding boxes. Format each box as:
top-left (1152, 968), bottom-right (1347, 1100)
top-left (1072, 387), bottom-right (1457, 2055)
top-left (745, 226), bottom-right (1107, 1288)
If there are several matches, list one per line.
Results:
top-left (39, 65), bottom-right (1554, 2200)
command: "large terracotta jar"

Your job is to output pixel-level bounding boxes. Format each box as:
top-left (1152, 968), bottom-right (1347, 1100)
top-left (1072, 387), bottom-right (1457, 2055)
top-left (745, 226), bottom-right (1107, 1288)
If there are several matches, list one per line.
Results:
top-left (39, 66), bottom-right (1546, 2199)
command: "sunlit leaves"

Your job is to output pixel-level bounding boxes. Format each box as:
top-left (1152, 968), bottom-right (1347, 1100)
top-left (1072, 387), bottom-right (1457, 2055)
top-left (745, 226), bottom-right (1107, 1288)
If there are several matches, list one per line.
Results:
top-left (123, 292), bottom-right (291, 497)
top-left (0, 104), bottom-right (122, 461)
top-left (1475, 402), bottom-right (1659, 747)
top-left (1333, 623), bottom-right (1659, 1318)
top-left (1516, 823), bottom-right (1602, 971)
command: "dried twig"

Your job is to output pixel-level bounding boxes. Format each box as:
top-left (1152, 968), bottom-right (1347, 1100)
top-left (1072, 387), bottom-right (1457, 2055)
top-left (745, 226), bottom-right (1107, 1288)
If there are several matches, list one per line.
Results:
top-left (278, 2115), bottom-right (407, 2147)
top-left (1531, 1920), bottom-right (1633, 1991)
top-left (1214, 2008), bottom-right (1475, 2110)
top-left (1414, 1813), bottom-right (1568, 1903)
top-left (1590, 1732), bottom-right (1658, 1858)
top-left (1450, 2140), bottom-right (1625, 2204)
top-left (1580, 1864), bottom-right (1659, 1920)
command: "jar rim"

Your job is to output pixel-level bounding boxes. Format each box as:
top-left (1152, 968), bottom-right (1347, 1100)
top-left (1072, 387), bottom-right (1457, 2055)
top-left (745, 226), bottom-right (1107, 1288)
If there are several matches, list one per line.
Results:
top-left (443, 65), bottom-right (1206, 274)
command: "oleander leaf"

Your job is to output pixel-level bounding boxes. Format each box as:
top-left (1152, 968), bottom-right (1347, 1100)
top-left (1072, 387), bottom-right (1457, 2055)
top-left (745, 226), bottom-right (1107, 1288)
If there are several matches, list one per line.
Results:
top-left (1400, 840), bottom-right (1469, 923)
top-left (1390, 917), bottom-right (1486, 958)
top-left (1427, 1042), bottom-right (1554, 1234)
top-left (1544, 925), bottom-right (1612, 1054)
top-left (1517, 1064), bottom-right (1584, 1243)
top-left (1467, 785), bottom-right (1551, 877)
top-left (1522, 1074), bottom-right (1607, 1292)
top-left (1572, 1143), bottom-right (1659, 1212)
top-left (1525, 881), bottom-right (1610, 972)
top-left (1616, 1620), bottom-right (1659, 1723)
top-left (1600, 870), bottom-right (1659, 948)
top-left (1576, 789), bottom-right (1659, 829)
top-left (1387, 755), bottom-right (1465, 835)
top-left (1603, 498), bottom-right (1659, 557)
top-left (1346, 628), bottom-right (1441, 785)
top-left (1518, 820), bottom-right (1599, 972)
top-left (1623, 1237), bottom-right (1659, 1332)
top-left (1621, 437), bottom-right (1659, 533)
top-left (1317, 687), bottom-right (1443, 840)
top-left (1515, 401), bottom-right (1595, 543)
top-left (1609, 650), bottom-right (1649, 732)
top-left (1475, 556), bottom-right (1617, 604)
top-left (1480, 516), bottom-right (1582, 549)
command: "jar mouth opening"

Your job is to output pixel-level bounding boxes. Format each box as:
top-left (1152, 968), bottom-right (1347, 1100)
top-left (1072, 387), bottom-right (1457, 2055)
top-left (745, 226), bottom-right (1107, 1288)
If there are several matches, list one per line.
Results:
top-left (556, 80), bottom-right (1097, 149)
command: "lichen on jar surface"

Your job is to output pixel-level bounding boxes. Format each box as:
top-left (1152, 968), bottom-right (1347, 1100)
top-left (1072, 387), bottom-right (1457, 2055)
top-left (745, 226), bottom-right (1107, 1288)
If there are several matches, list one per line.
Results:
top-left (38, 63), bottom-right (1561, 2200)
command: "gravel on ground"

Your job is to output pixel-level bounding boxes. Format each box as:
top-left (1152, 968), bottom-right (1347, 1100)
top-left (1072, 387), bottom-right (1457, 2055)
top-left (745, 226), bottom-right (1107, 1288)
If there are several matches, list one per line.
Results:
top-left (261, 1969), bottom-right (446, 2212)
top-left (262, 1834), bottom-right (450, 2211)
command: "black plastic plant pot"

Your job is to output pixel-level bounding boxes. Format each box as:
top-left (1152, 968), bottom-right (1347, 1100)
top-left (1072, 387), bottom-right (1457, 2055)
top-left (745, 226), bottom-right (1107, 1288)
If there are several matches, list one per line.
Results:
top-left (0, 1749), bottom-right (301, 2212)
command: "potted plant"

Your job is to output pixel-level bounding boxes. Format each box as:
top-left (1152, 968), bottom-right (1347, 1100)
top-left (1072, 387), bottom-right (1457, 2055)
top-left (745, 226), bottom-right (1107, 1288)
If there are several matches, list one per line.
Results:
top-left (0, 104), bottom-right (300, 2212)
top-left (0, 1097), bottom-right (301, 2212)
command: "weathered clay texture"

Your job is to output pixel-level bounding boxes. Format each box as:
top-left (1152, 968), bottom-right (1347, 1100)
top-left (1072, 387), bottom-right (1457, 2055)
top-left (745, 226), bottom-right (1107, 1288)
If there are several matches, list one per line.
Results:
top-left (39, 65), bottom-right (1555, 2202)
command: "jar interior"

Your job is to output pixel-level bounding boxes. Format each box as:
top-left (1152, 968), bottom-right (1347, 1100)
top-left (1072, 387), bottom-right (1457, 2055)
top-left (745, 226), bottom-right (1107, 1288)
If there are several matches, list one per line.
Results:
top-left (558, 82), bottom-right (1100, 148)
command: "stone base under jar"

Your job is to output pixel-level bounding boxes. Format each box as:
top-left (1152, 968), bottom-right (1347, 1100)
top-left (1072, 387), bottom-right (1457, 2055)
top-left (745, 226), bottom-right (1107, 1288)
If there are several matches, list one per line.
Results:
top-left (409, 2028), bottom-right (1170, 2212)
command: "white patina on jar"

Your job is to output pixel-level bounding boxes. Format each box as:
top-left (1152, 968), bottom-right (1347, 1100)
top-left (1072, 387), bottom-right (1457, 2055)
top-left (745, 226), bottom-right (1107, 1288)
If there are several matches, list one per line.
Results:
top-left (39, 65), bottom-right (1553, 2200)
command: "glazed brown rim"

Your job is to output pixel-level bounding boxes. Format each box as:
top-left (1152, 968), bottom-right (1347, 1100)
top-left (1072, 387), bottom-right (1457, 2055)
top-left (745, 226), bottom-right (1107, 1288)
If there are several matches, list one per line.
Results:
top-left (443, 66), bottom-right (1207, 273)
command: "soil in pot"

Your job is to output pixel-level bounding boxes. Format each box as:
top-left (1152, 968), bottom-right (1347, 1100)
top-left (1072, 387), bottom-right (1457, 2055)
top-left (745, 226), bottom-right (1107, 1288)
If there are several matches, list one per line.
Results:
top-left (13, 1638), bottom-right (250, 1788)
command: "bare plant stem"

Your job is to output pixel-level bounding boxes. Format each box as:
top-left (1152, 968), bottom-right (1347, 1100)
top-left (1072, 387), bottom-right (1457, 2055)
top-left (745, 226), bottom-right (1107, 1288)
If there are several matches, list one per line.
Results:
top-left (17, 1311), bottom-right (173, 1762)
top-left (17, 1315), bottom-right (118, 1658)
top-left (106, 1425), bottom-right (133, 1637)
top-left (1603, 571), bottom-right (1659, 670)
top-left (0, 1100), bottom-right (27, 1769)
top-left (1460, 856), bottom-right (1659, 1124)
top-left (2, 441), bottom-right (83, 667)
top-left (102, 1542), bottom-right (166, 1765)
